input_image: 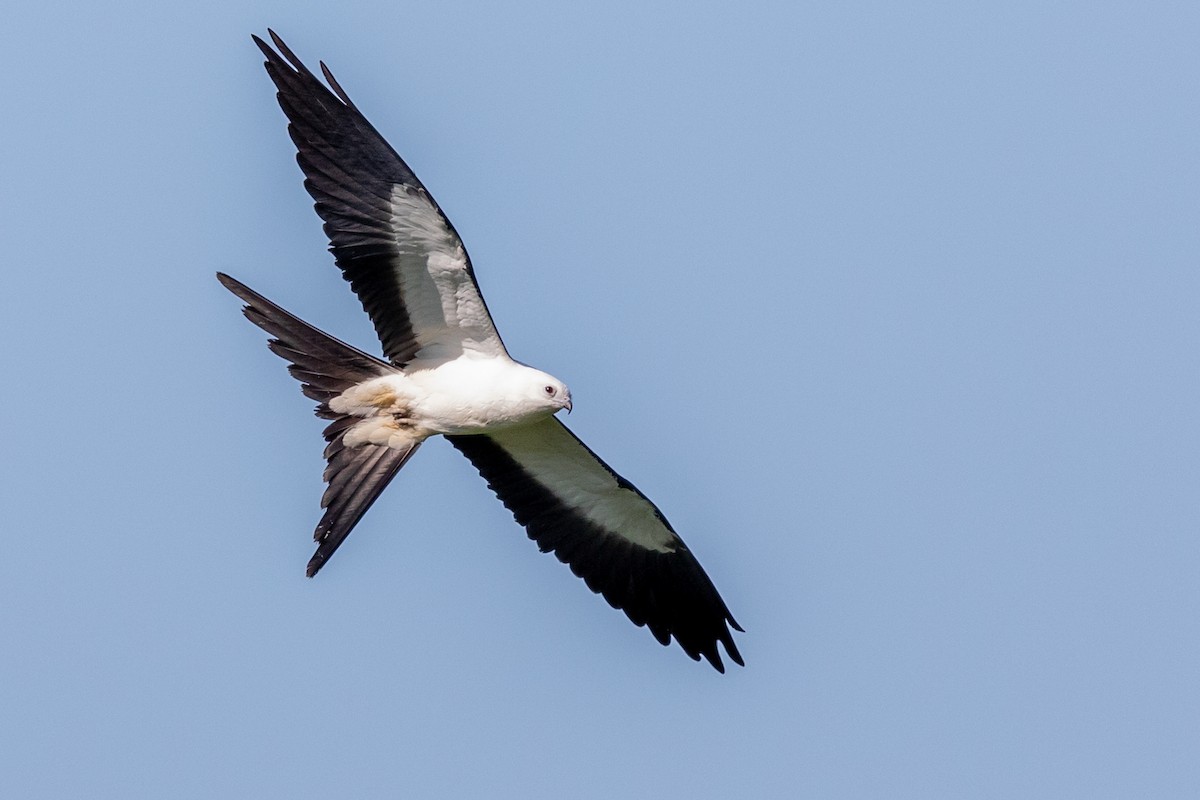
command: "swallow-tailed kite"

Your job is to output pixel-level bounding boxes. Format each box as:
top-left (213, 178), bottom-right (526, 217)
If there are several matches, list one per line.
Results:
top-left (219, 31), bottom-right (743, 671)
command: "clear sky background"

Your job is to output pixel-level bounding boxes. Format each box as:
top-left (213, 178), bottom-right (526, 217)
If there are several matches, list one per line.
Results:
top-left (2, 2), bottom-right (1198, 797)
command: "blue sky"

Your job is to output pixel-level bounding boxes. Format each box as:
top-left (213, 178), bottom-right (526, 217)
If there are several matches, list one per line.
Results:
top-left (2, 2), bottom-right (1198, 797)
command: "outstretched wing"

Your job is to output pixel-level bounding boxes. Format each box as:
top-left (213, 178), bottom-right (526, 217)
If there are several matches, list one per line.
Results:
top-left (255, 30), bottom-right (506, 365)
top-left (448, 418), bottom-right (743, 672)
top-left (218, 273), bottom-right (421, 576)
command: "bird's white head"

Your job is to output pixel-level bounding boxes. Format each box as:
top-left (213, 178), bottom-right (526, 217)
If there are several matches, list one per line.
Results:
top-left (528, 370), bottom-right (573, 415)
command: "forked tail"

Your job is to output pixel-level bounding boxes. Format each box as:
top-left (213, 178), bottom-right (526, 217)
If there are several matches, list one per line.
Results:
top-left (217, 273), bottom-right (421, 576)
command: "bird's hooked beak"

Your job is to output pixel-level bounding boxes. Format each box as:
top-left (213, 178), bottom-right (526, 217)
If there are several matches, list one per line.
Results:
top-left (565, 394), bottom-right (573, 414)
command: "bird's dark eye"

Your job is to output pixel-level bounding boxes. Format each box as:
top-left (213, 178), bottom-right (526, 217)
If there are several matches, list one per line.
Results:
top-left (544, 385), bottom-right (556, 396)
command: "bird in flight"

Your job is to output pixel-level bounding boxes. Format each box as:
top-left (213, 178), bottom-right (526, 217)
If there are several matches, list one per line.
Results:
top-left (219, 31), bottom-right (743, 671)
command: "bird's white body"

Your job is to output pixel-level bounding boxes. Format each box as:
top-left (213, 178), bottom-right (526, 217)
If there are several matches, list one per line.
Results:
top-left (330, 355), bottom-right (570, 448)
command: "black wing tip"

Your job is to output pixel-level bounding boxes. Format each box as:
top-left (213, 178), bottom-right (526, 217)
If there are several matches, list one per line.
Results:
top-left (678, 628), bottom-right (744, 674)
top-left (320, 60), bottom-right (356, 108)
top-left (251, 31), bottom-right (286, 66)
top-left (602, 565), bottom-right (745, 673)
top-left (712, 612), bottom-right (746, 670)
top-left (722, 633), bottom-right (746, 669)
top-left (634, 611), bottom-right (742, 673)
top-left (253, 29), bottom-right (297, 66)
top-left (253, 30), bottom-right (339, 96)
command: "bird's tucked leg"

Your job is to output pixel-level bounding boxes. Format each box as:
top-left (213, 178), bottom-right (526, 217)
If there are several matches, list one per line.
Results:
top-left (328, 377), bottom-right (408, 416)
top-left (328, 376), bottom-right (429, 450)
top-left (341, 414), bottom-right (427, 449)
